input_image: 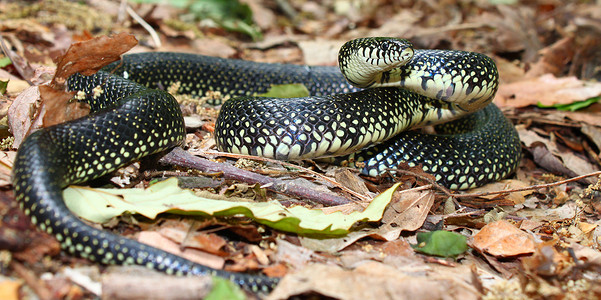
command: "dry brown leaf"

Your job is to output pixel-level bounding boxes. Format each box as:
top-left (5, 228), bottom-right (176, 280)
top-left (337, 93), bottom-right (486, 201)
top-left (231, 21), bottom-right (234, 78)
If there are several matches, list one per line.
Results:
top-left (518, 127), bottom-right (598, 177)
top-left (369, 10), bottom-right (421, 40)
top-left (571, 243), bottom-right (601, 265)
top-left (372, 188), bottom-right (436, 240)
top-left (471, 220), bottom-right (535, 257)
top-left (297, 39), bottom-right (346, 66)
top-left (0, 152), bottom-right (15, 187)
top-left (379, 239), bottom-right (415, 257)
top-left (157, 227), bottom-right (228, 256)
top-left (7, 86), bottom-right (42, 147)
top-left (190, 38), bottom-right (236, 58)
top-left (274, 239), bottom-right (316, 271)
top-left (519, 219), bottom-right (545, 232)
top-left (530, 145), bottom-right (578, 178)
top-left (495, 56), bottom-right (526, 84)
top-left (137, 231), bottom-right (225, 270)
top-left (334, 169), bottom-right (370, 195)
top-left (496, 74), bottom-right (601, 108)
top-left (268, 262), bottom-right (479, 300)
top-left (581, 124), bottom-right (601, 152)
top-left (52, 33), bottom-right (137, 87)
top-left (565, 111), bottom-right (601, 127)
top-left (516, 201), bottom-right (578, 224)
top-left (102, 272), bottom-right (212, 300)
top-left (521, 243), bottom-right (569, 276)
top-left (0, 68), bottom-right (30, 96)
top-left (262, 263), bottom-right (288, 278)
top-left (299, 230), bottom-right (371, 253)
top-left (578, 222), bottom-right (598, 237)
top-left (40, 85), bottom-right (88, 127)
top-left (300, 188), bottom-right (435, 252)
top-left (37, 33), bottom-right (138, 127)
top-left (245, 0), bottom-right (276, 30)
top-left (525, 37), bottom-right (575, 78)
top-left (0, 280), bottom-right (23, 300)
top-left (468, 179), bottom-right (533, 205)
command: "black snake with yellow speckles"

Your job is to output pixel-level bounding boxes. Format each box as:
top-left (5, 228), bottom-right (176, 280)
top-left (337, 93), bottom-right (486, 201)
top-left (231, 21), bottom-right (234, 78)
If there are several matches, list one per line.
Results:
top-left (12, 37), bottom-right (520, 293)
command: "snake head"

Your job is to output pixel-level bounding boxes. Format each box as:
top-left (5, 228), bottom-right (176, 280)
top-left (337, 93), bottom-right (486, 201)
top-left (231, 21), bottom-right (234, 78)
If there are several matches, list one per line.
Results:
top-left (339, 37), bottom-right (414, 88)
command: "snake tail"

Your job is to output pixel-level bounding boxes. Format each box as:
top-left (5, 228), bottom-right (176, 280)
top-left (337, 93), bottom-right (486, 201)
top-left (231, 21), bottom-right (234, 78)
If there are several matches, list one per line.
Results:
top-left (12, 71), bottom-right (278, 293)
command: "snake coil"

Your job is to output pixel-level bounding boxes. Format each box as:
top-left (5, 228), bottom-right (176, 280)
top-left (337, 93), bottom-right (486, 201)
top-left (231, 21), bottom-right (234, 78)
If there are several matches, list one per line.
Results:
top-left (12, 38), bottom-right (520, 293)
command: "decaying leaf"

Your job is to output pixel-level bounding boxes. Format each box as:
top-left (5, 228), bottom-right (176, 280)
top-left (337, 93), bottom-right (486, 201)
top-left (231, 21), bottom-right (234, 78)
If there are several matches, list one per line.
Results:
top-left (471, 220), bottom-right (535, 257)
top-left (63, 178), bottom-right (401, 237)
top-left (7, 86), bottom-right (41, 147)
top-left (521, 243), bottom-right (570, 277)
top-left (137, 231), bottom-right (225, 270)
top-left (518, 127), bottom-right (598, 178)
top-left (41, 33), bottom-right (138, 127)
top-left (51, 33), bottom-right (137, 87)
top-left (497, 74), bottom-right (601, 108)
top-left (268, 262), bottom-right (479, 300)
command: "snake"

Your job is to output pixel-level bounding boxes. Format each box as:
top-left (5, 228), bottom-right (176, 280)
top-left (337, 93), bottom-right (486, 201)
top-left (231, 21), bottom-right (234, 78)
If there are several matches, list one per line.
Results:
top-left (11, 37), bottom-right (521, 293)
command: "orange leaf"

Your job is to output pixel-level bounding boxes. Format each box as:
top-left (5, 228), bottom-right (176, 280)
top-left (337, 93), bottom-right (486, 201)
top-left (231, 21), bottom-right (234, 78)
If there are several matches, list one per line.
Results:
top-left (471, 220), bottom-right (535, 257)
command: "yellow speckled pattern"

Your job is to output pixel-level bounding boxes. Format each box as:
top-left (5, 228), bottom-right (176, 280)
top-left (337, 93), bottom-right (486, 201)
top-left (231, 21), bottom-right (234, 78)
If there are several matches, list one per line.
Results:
top-left (11, 37), bottom-right (521, 294)
top-left (215, 38), bottom-right (520, 189)
top-left (12, 71), bottom-right (278, 293)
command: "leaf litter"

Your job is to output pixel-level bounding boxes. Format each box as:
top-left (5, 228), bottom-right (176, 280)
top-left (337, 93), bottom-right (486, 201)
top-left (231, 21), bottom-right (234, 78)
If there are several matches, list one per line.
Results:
top-left (1, 0), bottom-right (601, 299)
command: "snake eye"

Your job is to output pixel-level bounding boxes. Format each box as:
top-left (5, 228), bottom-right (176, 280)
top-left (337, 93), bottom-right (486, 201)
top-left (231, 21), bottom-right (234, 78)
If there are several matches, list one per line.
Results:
top-left (381, 42), bottom-right (389, 51)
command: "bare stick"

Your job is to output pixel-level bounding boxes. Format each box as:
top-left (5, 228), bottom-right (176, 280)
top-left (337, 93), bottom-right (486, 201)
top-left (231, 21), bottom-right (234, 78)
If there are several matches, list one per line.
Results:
top-left (452, 171), bottom-right (601, 198)
top-left (384, 168), bottom-right (454, 197)
top-left (199, 150), bottom-right (372, 202)
top-left (158, 148), bottom-right (353, 206)
top-left (126, 5), bottom-right (162, 48)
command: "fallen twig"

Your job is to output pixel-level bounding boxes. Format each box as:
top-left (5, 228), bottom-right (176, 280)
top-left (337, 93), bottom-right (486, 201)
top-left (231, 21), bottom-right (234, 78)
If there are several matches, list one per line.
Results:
top-left (200, 150), bottom-right (372, 202)
top-left (385, 168), bottom-right (454, 197)
top-left (454, 171), bottom-right (601, 198)
top-left (125, 5), bottom-right (161, 48)
top-left (158, 148), bottom-right (353, 206)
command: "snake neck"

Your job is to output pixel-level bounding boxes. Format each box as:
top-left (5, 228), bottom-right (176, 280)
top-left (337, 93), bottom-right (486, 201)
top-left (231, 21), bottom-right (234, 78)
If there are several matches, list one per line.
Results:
top-left (370, 50), bottom-right (499, 112)
top-left (338, 37), bottom-right (414, 89)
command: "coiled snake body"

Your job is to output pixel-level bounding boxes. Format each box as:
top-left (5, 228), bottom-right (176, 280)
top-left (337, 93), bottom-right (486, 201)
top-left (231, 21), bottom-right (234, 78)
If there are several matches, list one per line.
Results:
top-left (12, 38), bottom-right (520, 292)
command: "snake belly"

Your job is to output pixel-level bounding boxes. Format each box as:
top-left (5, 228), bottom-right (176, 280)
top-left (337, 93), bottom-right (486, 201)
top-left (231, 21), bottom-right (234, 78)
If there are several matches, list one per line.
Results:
top-left (11, 42), bottom-right (521, 294)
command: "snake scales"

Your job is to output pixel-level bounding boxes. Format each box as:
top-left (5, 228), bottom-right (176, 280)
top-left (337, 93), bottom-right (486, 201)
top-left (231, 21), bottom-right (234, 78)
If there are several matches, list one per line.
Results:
top-left (12, 38), bottom-right (521, 293)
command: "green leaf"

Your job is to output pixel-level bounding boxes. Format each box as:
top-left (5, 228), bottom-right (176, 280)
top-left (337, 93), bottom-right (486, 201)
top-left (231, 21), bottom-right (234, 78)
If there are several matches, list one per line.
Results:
top-left (128, 0), bottom-right (188, 8)
top-left (205, 277), bottom-right (246, 300)
top-left (64, 178), bottom-right (400, 237)
top-left (0, 57), bottom-right (12, 68)
top-left (257, 84), bottom-right (310, 98)
top-left (536, 97), bottom-right (600, 112)
top-left (189, 0), bottom-right (261, 40)
top-left (488, 0), bottom-right (518, 4)
top-left (128, 0), bottom-right (261, 40)
top-left (0, 79), bottom-right (7, 95)
top-left (411, 230), bottom-right (468, 257)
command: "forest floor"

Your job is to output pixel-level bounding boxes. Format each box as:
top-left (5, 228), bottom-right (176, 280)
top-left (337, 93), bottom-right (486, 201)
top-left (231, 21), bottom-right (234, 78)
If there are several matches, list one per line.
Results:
top-left (1, 0), bottom-right (601, 299)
